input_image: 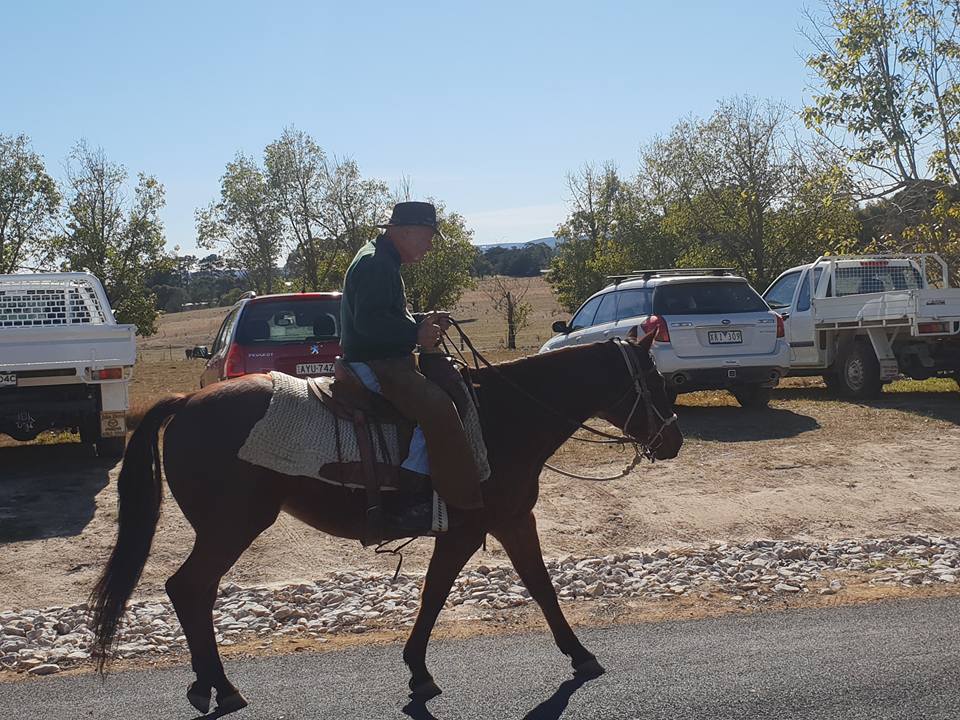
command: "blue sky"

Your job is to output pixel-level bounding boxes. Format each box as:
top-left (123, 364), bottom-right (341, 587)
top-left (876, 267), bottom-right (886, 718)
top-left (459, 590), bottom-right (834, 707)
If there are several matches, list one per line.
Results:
top-left (5, 1), bottom-right (814, 253)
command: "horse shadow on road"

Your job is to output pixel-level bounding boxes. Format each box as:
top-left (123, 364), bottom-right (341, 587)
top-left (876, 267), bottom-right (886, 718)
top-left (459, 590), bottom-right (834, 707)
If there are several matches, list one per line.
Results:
top-left (401, 672), bottom-right (596, 720)
top-left (676, 405), bottom-right (820, 442)
top-left (0, 442), bottom-right (112, 543)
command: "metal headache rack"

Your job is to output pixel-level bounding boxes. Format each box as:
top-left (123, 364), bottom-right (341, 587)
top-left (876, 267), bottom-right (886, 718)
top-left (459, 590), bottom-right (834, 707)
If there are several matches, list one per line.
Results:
top-left (0, 274), bottom-right (108, 327)
top-left (606, 268), bottom-right (738, 284)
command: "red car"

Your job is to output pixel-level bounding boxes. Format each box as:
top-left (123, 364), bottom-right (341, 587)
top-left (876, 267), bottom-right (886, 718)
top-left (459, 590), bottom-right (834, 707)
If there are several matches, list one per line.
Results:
top-left (199, 292), bottom-right (342, 387)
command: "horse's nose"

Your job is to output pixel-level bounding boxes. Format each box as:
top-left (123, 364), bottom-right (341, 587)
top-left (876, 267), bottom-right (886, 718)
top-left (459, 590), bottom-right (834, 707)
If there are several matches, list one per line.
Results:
top-left (654, 425), bottom-right (683, 460)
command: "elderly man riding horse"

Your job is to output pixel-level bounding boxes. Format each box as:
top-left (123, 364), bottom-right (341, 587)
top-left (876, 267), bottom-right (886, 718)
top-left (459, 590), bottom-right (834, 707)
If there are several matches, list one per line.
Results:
top-left (340, 201), bottom-right (484, 535)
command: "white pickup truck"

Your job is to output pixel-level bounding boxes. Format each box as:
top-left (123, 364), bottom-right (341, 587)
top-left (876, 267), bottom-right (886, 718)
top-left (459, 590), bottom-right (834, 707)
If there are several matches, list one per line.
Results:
top-left (763, 254), bottom-right (960, 398)
top-left (0, 273), bottom-right (136, 457)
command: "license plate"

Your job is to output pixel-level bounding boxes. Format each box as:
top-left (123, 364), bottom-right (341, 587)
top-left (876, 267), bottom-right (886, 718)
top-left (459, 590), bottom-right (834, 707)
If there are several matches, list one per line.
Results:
top-left (296, 362), bottom-right (335, 375)
top-left (0, 373), bottom-right (15, 387)
top-left (100, 411), bottom-right (127, 437)
top-left (708, 330), bottom-right (743, 344)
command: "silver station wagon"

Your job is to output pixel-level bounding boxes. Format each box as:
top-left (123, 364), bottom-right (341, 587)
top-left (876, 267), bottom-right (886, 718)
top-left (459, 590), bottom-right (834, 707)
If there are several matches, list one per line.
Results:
top-left (540, 269), bottom-right (791, 408)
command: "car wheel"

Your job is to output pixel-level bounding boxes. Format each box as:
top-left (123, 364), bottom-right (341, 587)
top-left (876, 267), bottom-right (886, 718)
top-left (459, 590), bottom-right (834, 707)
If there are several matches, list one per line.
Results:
top-left (732, 384), bottom-right (771, 409)
top-left (839, 342), bottom-right (882, 399)
top-left (96, 436), bottom-right (126, 459)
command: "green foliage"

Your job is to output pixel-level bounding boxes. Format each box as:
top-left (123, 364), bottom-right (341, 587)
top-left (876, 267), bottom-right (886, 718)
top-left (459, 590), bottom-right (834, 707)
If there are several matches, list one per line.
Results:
top-left (473, 243), bottom-right (554, 277)
top-left (0, 134), bottom-right (61, 273)
top-left (803, 0), bottom-right (960, 189)
top-left (803, 0), bottom-right (960, 277)
top-left (57, 141), bottom-right (170, 335)
top-left (641, 97), bottom-right (860, 288)
top-left (546, 163), bottom-right (680, 311)
top-left (402, 202), bottom-right (477, 312)
top-left (218, 287), bottom-right (245, 306)
top-left (196, 153), bottom-right (284, 295)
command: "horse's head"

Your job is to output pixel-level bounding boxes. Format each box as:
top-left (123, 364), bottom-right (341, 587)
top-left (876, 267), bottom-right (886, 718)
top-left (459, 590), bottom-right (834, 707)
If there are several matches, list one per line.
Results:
top-left (597, 328), bottom-right (682, 460)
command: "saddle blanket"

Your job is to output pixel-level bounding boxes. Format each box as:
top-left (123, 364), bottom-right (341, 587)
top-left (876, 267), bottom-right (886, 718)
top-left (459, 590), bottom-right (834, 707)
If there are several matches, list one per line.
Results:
top-left (237, 371), bottom-right (491, 491)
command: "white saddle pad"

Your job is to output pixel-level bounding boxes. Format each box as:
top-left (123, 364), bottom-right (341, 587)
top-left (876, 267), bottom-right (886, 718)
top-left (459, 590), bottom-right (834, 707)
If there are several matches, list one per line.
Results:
top-left (237, 372), bottom-right (490, 490)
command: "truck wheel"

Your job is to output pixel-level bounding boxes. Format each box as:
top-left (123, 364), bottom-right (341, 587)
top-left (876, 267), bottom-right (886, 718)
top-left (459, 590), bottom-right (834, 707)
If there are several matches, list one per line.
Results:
top-left (839, 342), bottom-right (882, 399)
top-left (732, 384), bottom-right (771, 409)
top-left (96, 436), bottom-right (126, 459)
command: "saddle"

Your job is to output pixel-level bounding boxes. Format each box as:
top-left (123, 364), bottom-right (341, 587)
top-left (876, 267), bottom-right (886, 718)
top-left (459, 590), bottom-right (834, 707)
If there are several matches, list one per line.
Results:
top-left (307, 360), bottom-right (426, 545)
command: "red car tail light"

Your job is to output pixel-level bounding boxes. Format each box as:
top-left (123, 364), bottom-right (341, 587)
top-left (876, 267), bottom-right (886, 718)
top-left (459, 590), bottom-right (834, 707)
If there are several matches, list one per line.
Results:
top-left (640, 315), bottom-right (671, 342)
top-left (225, 345), bottom-right (246, 378)
top-left (918, 322), bottom-right (947, 334)
top-left (92, 367), bottom-right (124, 380)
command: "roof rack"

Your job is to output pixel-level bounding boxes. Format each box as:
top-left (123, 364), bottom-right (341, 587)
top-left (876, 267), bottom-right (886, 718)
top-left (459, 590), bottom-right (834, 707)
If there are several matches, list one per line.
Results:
top-left (605, 268), bottom-right (737, 284)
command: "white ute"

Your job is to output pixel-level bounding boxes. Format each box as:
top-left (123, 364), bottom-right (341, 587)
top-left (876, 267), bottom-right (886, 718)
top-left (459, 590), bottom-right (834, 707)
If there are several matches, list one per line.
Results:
top-left (763, 253), bottom-right (960, 398)
top-left (0, 273), bottom-right (136, 457)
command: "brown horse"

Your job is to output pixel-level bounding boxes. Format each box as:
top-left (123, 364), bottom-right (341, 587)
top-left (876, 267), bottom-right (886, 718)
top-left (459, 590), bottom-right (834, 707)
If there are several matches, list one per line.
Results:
top-left (89, 333), bottom-right (681, 714)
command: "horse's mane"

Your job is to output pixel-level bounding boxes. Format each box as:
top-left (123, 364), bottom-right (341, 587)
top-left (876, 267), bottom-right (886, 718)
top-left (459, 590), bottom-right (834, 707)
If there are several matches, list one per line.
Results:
top-left (469, 340), bottom-right (612, 383)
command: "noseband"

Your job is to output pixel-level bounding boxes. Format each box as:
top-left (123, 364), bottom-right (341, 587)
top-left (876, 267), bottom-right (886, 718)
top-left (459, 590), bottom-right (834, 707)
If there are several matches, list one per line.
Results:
top-left (610, 337), bottom-right (678, 460)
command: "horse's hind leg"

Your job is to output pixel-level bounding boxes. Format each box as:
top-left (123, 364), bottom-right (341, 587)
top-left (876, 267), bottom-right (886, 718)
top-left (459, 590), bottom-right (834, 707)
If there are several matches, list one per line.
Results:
top-left (403, 525), bottom-right (485, 699)
top-left (494, 512), bottom-right (604, 677)
top-left (166, 520), bottom-right (275, 715)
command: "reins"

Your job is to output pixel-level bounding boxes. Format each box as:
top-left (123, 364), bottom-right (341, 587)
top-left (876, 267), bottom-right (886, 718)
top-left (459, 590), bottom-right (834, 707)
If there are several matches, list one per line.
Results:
top-left (442, 320), bottom-right (677, 481)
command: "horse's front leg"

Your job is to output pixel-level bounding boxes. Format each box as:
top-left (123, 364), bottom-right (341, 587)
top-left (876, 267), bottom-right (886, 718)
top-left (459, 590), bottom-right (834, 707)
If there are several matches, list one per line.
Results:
top-left (493, 511), bottom-right (604, 677)
top-left (403, 524), bottom-right (485, 699)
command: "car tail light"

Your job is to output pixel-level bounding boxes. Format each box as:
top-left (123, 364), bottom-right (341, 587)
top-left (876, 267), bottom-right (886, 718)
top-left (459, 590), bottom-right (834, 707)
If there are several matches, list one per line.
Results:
top-left (640, 315), bottom-right (671, 342)
top-left (775, 313), bottom-right (785, 338)
top-left (92, 367), bottom-right (124, 380)
top-left (225, 345), bottom-right (246, 378)
top-left (918, 322), bottom-right (947, 334)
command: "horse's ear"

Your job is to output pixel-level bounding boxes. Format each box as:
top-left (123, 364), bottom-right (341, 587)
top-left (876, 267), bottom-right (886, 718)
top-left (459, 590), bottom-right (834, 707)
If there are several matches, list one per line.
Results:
top-left (626, 325), bottom-right (639, 341)
top-left (639, 330), bottom-right (655, 350)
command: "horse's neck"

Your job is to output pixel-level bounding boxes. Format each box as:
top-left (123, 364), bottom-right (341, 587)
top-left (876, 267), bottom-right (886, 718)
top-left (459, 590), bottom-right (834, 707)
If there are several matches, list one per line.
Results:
top-left (475, 343), bottom-right (614, 462)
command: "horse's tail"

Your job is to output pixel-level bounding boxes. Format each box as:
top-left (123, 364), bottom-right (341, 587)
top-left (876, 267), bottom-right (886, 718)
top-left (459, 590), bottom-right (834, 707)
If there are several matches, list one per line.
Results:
top-left (89, 393), bottom-right (189, 670)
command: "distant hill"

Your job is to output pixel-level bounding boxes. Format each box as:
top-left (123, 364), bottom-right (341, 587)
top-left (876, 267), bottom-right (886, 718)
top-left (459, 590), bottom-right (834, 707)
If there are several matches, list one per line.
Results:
top-left (475, 236), bottom-right (558, 252)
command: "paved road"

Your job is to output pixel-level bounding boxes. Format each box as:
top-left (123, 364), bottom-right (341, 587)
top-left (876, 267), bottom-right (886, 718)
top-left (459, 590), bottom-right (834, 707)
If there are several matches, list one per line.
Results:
top-left (3, 596), bottom-right (959, 720)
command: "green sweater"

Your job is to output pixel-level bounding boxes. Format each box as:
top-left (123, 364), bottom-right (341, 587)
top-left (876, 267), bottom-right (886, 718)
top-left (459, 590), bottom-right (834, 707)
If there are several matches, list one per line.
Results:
top-left (340, 237), bottom-right (419, 362)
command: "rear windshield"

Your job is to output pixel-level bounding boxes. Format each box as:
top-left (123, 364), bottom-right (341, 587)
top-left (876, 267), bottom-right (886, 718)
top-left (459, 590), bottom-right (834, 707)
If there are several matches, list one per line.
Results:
top-left (236, 298), bottom-right (340, 344)
top-left (653, 281), bottom-right (768, 315)
top-left (834, 265), bottom-right (923, 296)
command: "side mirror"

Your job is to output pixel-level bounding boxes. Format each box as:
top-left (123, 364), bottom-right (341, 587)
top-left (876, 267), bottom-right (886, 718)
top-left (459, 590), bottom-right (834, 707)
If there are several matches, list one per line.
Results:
top-left (552, 320), bottom-right (570, 334)
top-left (197, 346), bottom-right (212, 359)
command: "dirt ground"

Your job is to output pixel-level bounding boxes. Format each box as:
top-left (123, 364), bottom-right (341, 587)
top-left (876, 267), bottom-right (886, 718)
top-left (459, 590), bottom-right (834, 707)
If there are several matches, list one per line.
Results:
top-left (2, 279), bottom-right (960, 611)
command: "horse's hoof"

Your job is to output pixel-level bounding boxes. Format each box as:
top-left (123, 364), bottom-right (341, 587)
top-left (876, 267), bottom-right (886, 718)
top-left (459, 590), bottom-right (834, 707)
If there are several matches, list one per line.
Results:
top-left (216, 690), bottom-right (249, 715)
top-left (186, 682), bottom-right (211, 714)
top-left (573, 656), bottom-right (605, 678)
top-left (409, 677), bottom-right (442, 700)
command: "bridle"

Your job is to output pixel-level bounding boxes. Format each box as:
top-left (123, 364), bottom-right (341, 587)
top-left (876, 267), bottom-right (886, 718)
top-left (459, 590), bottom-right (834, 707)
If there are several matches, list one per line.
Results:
top-left (609, 336), bottom-right (678, 461)
top-left (443, 322), bottom-right (678, 481)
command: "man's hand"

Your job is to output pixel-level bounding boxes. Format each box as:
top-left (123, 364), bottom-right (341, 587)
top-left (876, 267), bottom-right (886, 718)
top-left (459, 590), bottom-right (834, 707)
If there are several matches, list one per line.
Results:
top-left (424, 310), bottom-right (450, 332)
top-left (417, 313), bottom-right (445, 348)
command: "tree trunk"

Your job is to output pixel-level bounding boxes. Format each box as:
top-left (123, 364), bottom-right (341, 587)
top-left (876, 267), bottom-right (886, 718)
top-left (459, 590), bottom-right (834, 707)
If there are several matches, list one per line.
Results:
top-left (506, 290), bottom-right (517, 349)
